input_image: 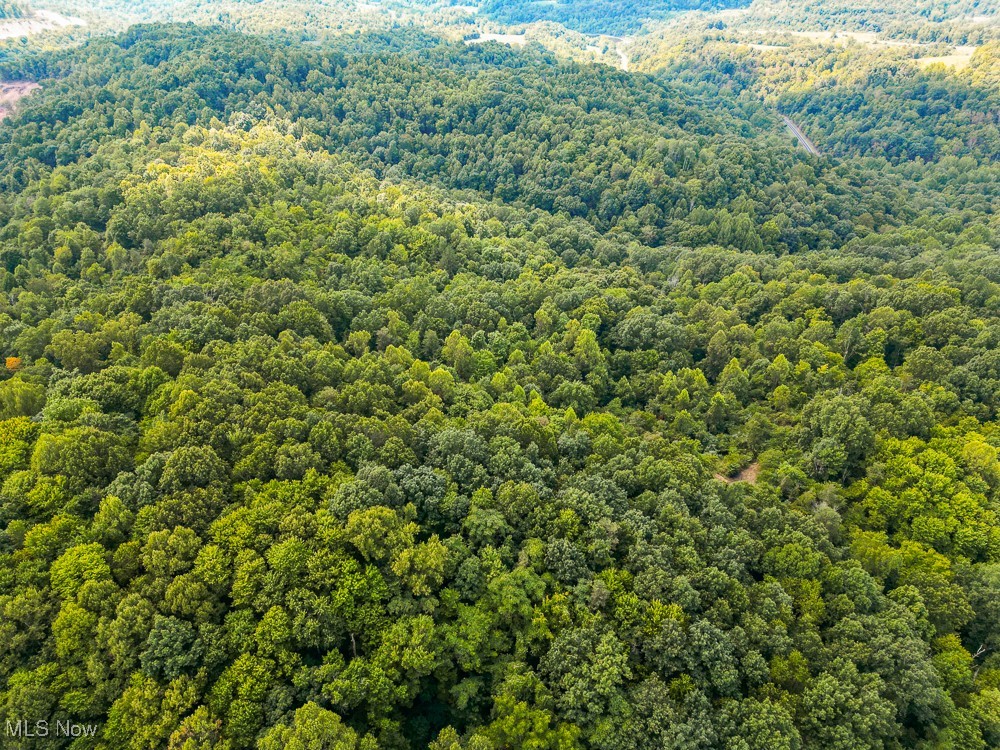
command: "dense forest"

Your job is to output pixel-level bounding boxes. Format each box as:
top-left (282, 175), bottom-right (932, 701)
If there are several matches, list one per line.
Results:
top-left (638, 36), bottom-right (1000, 164)
top-left (0, 6), bottom-right (998, 750)
top-left (779, 55), bottom-right (1000, 163)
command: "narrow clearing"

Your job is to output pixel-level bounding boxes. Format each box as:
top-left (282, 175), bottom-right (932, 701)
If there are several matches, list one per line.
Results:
top-left (732, 31), bottom-right (978, 69)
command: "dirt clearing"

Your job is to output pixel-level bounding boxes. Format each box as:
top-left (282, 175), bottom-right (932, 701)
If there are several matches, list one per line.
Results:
top-left (715, 462), bottom-right (761, 485)
top-left (917, 46), bottom-right (978, 69)
top-left (0, 9), bottom-right (84, 39)
top-left (0, 81), bottom-right (40, 122)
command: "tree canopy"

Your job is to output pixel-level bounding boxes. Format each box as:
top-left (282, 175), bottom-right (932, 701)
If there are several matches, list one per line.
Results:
top-left (0, 11), bottom-right (998, 750)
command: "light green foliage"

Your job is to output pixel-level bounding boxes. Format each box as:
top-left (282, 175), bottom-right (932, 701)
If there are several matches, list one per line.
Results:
top-left (258, 702), bottom-right (364, 750)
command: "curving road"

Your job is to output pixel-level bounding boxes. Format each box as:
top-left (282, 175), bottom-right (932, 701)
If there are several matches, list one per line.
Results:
top-left (782, 115), bottom-right (821, 156)
top-left (616, 40), bottom-right (630, 72)
top-left (612, 36), bottom-right (634, 72)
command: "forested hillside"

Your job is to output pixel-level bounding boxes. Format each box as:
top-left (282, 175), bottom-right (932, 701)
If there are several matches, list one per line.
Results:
top-left (477, 0), bottom-right (748, 36)
top-left (722, 0), bottom-right (998, 43)
top-left (639, 36), bottom-right (1000, 163)
top-left (0, 11), bottom-right (998, 750)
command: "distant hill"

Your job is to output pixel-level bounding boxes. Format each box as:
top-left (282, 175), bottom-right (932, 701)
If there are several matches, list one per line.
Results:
top-left (480, 0), bottom-right (752, 35)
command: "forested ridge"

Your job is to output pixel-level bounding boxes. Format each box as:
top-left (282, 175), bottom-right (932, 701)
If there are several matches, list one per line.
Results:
top-left (719, 0), bottom-right (999, 44)
top-left (3, 27), bottom-right (997, 253)
top-left (476, 0), bottom-right (748, 36)
top-left (0, 16), bottom-right (999, 750)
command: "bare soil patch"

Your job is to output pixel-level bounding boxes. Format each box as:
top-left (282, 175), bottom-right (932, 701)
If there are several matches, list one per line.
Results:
top-left (917, 46), bottom-right (977, 69)
top-left (715, 462), bottom-right (760, 485)
top-left (0, 9), bottom-right (84, 39)
top-left (0, 81), bottom-right (40, 122)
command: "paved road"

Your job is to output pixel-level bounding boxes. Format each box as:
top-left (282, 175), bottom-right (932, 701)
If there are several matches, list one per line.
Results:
top-left (781, 115), bottom-right (821, 156)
